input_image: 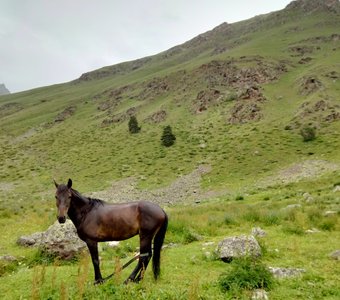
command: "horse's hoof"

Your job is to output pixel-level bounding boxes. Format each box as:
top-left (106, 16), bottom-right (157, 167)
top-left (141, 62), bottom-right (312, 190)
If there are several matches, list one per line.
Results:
top-left (94, 278), bottom-right (105, 285)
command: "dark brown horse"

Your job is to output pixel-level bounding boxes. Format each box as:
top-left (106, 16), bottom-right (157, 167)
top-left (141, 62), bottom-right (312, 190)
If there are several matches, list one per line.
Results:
top-left (54, 179), bottom-right (168, 284)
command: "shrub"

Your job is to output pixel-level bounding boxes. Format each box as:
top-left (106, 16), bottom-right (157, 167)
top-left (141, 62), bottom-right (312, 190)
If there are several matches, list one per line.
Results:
top-left (300, 126), bottom-right (316, 142)
top-left (218, 257), bottom-right (274, 292)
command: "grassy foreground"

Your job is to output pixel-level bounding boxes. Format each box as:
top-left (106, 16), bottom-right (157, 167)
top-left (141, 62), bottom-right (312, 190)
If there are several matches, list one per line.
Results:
top-left (0, 174), bottom-right (339, 299)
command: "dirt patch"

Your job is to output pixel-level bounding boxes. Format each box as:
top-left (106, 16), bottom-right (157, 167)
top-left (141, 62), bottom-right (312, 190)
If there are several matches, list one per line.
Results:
top-left (259, 160), bottom-right (340, 187)
top-left (89, 165), bottom-right (225, 205)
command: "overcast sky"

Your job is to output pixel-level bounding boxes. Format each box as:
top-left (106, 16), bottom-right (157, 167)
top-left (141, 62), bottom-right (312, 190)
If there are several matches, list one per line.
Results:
top-left (0, 0), bottom-right (292, 93)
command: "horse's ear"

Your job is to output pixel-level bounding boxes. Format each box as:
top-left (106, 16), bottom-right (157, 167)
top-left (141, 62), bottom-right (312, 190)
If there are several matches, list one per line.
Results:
top-left (67, 178), bottom-right (72, 189)
top-left (53, 179), bottom-right (59, 188)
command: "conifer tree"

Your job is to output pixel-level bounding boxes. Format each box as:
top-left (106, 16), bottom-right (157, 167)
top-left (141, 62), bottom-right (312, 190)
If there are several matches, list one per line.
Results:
top-left (128, 116), bottom-right (141, 134)
top-left (161, 125), bottom-right (176, 147)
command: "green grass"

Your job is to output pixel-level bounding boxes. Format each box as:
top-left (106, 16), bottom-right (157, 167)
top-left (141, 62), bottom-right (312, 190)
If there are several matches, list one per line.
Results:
top-left (0, 180), bottom-right (339, 299)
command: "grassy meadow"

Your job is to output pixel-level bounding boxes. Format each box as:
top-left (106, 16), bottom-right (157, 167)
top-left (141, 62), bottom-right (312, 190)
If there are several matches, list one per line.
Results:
top-left (1, 2), bottom-right (340, 299)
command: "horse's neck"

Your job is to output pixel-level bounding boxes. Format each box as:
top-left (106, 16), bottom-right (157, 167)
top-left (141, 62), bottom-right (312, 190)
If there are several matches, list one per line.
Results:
top-left (68, 191), bottom-right (90, 227)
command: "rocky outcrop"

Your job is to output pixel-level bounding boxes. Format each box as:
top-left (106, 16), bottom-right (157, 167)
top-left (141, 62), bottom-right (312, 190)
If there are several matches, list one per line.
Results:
top-left (285, 0), bottom-right (340, 14)
top-left (0, 84), bottom-right (10, 95)
top-left (17, 220), bottom-right (86, 260)
top-left (144, 109), bottom-right (167, 123)
top-left (55, 106), bottom-right (77, 122)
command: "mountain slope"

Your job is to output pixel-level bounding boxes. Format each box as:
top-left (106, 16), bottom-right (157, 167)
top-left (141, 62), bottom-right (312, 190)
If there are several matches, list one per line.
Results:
top-left (0, 0), bottom-right (339, 200)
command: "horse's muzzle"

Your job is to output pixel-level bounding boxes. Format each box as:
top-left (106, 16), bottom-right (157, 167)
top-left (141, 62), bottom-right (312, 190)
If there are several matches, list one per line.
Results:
top-left (58, 216), bottom-right (66, 224)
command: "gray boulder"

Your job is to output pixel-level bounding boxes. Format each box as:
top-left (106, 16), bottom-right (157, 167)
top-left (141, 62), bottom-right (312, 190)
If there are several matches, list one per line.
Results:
top-left (17, 220), bottom-right (86, 260)
top-left (216, 235), bottom-right (261, 262)
top-left (329, 250), bottom-right (340, 260)
top-left (268, 267), bottom-right (305, 278)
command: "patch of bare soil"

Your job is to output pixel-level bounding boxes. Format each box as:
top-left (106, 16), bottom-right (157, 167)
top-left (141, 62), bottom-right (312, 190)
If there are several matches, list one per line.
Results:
top-left (89, 165), bottom-right (226, 205)
top-left (259, 160), bottom-right (340, 187)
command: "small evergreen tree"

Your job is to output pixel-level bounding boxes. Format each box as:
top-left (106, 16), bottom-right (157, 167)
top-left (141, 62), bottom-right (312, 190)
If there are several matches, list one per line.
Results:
top-left (128, 116), bottom-right (141, 134)
top-left (161, 125), bottom-right (176, 147)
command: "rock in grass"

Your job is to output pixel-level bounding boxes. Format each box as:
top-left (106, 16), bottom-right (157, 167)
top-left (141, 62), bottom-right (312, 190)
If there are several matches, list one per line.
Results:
top-left (17, 220), bottom-right (86, 260)
top-left (329, 250), bottom-right (340, 260)
top-left (268, 267), bottom-right (305, 278)
top-left (252, 289), bottom-right (269, 300)
top-left (216, 235), bottom-right (261, 262)
top-left (251, 227), bottom-right (267, 237)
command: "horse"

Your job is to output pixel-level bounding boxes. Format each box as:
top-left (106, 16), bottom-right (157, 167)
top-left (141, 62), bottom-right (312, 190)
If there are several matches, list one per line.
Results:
top-left (53, 179), bottom-right (168, 284)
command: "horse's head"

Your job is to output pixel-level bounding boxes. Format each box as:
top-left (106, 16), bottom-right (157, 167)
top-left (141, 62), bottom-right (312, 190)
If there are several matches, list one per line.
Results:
top-left (54, 178), bottom-right (73, 224)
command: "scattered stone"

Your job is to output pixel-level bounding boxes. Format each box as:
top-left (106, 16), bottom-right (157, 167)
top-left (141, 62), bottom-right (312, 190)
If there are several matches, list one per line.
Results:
top-left (305, 228), bottom-right (320, 234)
top-left (333, 185), bottom-right (340, 192)
top-left (303, 192), bottom-right (314, 203)
top-left (324, 210), bottom-right (337, 217)
top-left (252, 289), bottom-right (269, 300)
top-left (0, 255), bottom-right (17, 262)
top-left (329, 250), bottom-right (340, 260)
top-left (17, 232), bottom-right (44, 246)
top-left (216, 235), bottom-right (261, 262)
top-left (251, 227), bottom-right (267, 237)
top-left (107, 241), bottom-right (120, 248)
top-left (268, 267), bottom-right (305, 278)
top-left (283, 204), bottom-right (302, 210)
top-left (17, 220), bottom-right (87, 260)
top-left (202, 242), bottom-right (215, 247)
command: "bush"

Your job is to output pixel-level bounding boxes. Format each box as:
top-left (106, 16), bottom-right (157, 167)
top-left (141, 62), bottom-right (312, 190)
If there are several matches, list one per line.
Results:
top-left (218, 257), bottom-right (274, 292)
top-left (300, 126), bottom-right (316, 142)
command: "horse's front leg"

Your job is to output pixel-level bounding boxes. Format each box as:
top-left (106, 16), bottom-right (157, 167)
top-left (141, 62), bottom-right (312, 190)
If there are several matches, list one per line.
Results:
top-left (86, 240), bottom-right (103, 284)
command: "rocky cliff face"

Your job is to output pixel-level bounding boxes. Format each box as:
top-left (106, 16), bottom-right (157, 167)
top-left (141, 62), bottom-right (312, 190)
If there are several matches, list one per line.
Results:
top-left (285, 0), bottom-right (340, 13)
top-left (0, 84), bottom-right (10, 95)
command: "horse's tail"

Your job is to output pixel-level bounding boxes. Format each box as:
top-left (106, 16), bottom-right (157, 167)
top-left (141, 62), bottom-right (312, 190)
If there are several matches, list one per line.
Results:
top-left (152, 211), bottom-right (168, 280)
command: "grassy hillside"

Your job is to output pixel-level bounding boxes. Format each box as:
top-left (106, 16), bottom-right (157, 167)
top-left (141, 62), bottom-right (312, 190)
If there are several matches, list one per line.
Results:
top-left (0, 0), bottom-right (339, 298)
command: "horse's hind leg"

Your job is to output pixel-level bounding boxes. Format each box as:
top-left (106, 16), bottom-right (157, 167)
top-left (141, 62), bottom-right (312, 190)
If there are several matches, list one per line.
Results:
top-left (125, 235), bottom-right (152, 283)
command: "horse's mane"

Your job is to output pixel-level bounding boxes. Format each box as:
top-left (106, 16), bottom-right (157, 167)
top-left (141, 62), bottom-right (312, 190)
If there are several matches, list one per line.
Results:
top-left (70, 188), bottom-right (104, 208)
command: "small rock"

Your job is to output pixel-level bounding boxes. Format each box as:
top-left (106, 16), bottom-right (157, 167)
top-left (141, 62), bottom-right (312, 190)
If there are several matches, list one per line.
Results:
top-left (324, 210), bottom-right (337, 217)
top-left (305, 228), bottom-right (320, 234)
top-left (107, 241), bottom-right (120, 248)
top-left (333, 185), bottom-right (340, 192)
top-left (252, 289), bottom-right (269, 300)
top-left (303, 192), bottom-right (314, 203)
top-left (251, 227), bottom-right (267, 237)
top-left (329, 250), bottom-right (340, 260)
top-left (269, 267), bottom-right (305, 278)
top-left (0, 255), bottom-right (17, 262)
top-left (282, 204), bottom-right (302, 210)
